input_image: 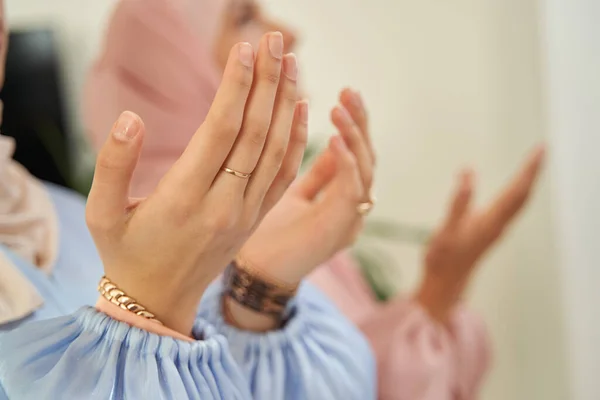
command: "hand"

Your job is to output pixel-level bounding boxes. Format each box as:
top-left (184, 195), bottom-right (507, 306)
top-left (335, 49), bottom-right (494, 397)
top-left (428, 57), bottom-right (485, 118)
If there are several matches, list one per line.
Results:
top-left (416, 146), bottom-right (546, 321)
top-left (237, 89), bottom-right (375, 286)
top-left (86, 32), bottom-right (307, 335)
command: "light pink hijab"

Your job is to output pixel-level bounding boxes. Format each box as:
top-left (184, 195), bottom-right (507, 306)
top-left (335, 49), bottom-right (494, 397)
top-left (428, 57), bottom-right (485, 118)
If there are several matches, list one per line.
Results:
top-left (84, 0), bottom-right (226, 196)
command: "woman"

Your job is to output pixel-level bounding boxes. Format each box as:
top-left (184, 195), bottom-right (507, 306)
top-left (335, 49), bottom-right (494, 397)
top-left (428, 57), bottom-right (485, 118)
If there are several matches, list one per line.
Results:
top-left (84, 1), bottom-right (545, 399)
top-left (0, 30), bottom-right (377, 398)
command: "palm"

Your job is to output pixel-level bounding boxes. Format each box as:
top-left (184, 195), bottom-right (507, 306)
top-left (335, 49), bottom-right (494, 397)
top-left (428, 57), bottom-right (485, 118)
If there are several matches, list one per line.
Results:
top-left (424, 147), bottom-right (545, 289)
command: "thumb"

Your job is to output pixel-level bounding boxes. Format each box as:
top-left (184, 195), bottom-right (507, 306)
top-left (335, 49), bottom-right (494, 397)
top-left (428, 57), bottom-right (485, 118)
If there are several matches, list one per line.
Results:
top-left (293, 146), bottom-right (337, 200)
top-left (320, 136), bottom-right (363, 214)
top-left (86, 111), bottom-right (144, 231)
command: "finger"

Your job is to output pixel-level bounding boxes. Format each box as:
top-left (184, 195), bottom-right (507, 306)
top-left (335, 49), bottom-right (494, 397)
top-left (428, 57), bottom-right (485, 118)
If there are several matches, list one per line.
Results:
top-left (484, 145), bottom-right (546, 230)
top-left (172, 42), bottom-right (255, 192)
top-left (443, 169), bottom-right (474, 229)
top-left (339, 88), bottom-right (375, 162)
top-left (86, 111), bottom-right (144, 231)
top-left (320, 136), bottom-right (364, 215)
top-left (260, 100), bottom-right (309, 216)
top-left (244, 50), bottom-right (299, 207)
top-left (331, 105), bottom-right (374, 197)
top-left (215, 32), bottom-right (284, 193)
top-left (292, 148), bottom-right (337, 200)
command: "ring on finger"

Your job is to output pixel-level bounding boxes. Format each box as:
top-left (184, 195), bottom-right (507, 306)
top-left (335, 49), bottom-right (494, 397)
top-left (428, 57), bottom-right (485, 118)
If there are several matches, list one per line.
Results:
top-left (222, 166), bottom-right (252, 179)
top-left (357, 195), bottom-right (376, 216)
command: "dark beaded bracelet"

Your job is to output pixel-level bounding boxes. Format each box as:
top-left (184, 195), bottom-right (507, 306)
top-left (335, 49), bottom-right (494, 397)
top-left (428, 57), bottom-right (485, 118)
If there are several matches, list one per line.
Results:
top-left (222, 260), bottom-right (297, 318)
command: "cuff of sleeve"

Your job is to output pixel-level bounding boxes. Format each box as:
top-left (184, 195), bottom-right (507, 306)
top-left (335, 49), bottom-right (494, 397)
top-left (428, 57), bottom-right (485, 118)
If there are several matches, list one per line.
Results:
top-left (0, 307), bottom-right (251, 399)
top-left (198, 280), bottom-right (309, 351)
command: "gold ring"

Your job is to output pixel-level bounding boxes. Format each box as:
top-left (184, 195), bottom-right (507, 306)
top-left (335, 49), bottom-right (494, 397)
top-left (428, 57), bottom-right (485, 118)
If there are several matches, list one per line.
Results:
top-left (222, 167), bottom-right (252, 179)
top-left (357, 196), bottom-right (376, 216)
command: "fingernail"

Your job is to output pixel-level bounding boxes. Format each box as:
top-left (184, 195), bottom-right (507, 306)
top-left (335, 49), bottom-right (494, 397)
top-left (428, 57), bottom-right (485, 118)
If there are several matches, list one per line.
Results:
top-left (283, 53), bottom-right (298, 80)
top-left (298, 100), bottom-right (309, 124)
top-left (268, 32), bottom-right (284, 59)
top-left (112, 111), bottom-right (140, 142)
top-left (239, 42), bottom-right (254, 67)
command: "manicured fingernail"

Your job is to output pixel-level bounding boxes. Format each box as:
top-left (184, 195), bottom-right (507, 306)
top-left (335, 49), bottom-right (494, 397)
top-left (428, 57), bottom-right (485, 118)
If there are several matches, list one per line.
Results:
top-left (268, 32), bottom-right (284, 59)
top-left (112, 111), bottom-right (140, 142)
top-left (298, 100), bottom-right (309, 124)
top-left (239, 42), bottom-right (254, 67)
top-left (283, 53), bottom-right (298, 80)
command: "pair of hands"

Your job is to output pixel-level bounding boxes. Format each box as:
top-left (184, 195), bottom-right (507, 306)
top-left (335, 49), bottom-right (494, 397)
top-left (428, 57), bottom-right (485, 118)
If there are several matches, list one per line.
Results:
top-left (86, 32), bottom-right (374, 335)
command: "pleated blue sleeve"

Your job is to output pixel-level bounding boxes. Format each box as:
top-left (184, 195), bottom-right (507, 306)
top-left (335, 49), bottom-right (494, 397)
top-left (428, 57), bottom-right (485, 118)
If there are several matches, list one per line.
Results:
top-left (198, 280), bottom-right (377, 400)
top-left (0, 308), bottom-right (253, 400)
top-left (0, 282), bottom-right (376, 399)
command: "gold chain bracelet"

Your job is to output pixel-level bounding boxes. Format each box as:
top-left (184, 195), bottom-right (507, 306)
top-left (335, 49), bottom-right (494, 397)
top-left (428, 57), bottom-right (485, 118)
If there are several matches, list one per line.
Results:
top-left (98, 276), bottom-right (163, 325)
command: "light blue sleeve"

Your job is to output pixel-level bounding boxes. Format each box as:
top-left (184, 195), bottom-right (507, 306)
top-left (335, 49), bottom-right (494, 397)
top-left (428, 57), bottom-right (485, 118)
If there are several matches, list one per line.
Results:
top-left (0, 308), bottom-right (253, 400)
top-left (198, 280), bottom-right (377, 400)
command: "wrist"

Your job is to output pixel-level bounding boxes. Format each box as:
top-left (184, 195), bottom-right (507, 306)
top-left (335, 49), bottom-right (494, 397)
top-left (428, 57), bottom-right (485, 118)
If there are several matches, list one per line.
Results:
top-left (221, 261), bottom-right (297, 332)
top-left (415, 273), bottom-right (465, 323)
top-left (236, 253), bottom-right (306, 287)
top-left (223, 295), bottom-right (280, 332)
top-left (98, 274), bottom-right (204, 336)
top-left (95, 296), bottom-right (194, 341)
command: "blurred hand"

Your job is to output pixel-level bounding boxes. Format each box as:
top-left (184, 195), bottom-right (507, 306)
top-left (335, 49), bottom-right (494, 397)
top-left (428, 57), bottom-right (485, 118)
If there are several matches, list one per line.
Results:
top-left (237, 89), bottom-right (375, 287)
top-left (86, 33), bottom-right (306, 335)
top-left (416, 146), bottom-right (546, 321)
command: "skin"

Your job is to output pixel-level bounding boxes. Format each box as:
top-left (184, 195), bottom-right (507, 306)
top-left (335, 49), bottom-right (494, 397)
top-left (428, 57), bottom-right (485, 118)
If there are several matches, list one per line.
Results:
top-left (208, 0), bottom-right (546, 330)
top-left (212, 0), bottom-right (298, 72)
top-left (86, 33), bottom-right (309, 335)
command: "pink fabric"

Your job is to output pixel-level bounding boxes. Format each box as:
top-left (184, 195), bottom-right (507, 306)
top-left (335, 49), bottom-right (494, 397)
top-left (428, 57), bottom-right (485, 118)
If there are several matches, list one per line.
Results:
top-left (95, 297), bottom-right (193, 342)
top-left (84, 0), bottom-right (224, 197)
top-left (310, 253), bottom-right (491, 400)
top-left (85, 2), bottom-right (491, 398)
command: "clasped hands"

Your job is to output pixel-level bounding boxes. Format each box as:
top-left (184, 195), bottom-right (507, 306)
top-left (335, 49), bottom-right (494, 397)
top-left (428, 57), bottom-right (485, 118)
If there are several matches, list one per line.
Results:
top-left (86, 32), bottom-right (544, 336)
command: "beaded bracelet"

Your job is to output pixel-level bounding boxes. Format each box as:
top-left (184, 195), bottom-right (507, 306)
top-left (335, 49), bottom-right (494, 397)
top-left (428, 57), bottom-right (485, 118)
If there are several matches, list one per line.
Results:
top-left (222, 258), bottom-right (298, 319)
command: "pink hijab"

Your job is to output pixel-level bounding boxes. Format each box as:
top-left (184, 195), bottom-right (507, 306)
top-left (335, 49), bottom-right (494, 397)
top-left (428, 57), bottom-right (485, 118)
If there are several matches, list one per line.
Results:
top-left (84, 0), bottom-right (226, 196)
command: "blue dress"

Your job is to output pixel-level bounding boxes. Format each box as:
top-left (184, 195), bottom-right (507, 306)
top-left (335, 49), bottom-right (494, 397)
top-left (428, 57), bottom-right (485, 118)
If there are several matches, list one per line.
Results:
top-left (0, 184), bottom-right (376, 399)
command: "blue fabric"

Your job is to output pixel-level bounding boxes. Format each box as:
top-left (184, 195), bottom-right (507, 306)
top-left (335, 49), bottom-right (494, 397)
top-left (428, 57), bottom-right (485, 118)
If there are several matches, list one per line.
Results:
top-left (0, 284), bottom-right (376, 399)
top-left (0, 184), bottom-right (377, 399)
top-left (199, 281), bottom-right (377, 400)
top-left (0, 308), bottom-right (251, 399)
top-left (0, 183), bottom-right (103, 331)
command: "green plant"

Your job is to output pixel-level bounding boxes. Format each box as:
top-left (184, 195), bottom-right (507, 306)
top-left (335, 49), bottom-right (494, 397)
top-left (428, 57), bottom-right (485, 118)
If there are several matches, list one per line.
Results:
top-left (301, 141), bottom-right (430, 301)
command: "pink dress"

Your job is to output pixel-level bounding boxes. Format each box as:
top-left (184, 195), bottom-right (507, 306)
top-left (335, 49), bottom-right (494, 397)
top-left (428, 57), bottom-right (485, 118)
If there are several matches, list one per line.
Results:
top-left (84, 1), bottom-right (491, 398)
top-left (310, 253), bottom-right (490, 400)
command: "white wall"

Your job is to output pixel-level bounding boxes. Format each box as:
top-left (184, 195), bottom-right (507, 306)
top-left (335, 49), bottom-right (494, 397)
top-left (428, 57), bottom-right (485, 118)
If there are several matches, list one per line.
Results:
top-left (540, 0), bottom-right (600, 399)
top-left (5, 0), bottom-right (570, 399)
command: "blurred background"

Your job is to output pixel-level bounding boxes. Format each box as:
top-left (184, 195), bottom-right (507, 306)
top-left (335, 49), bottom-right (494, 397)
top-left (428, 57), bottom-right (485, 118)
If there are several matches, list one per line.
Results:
top-left (3, 0), bottom-right (599, 399)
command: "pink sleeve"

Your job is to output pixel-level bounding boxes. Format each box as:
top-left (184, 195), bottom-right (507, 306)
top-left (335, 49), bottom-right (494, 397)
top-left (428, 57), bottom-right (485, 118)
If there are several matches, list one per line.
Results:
top-left (359, 299), bottom-right (490, 400)
top-left (309, 253), bottom-right (491, 400)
